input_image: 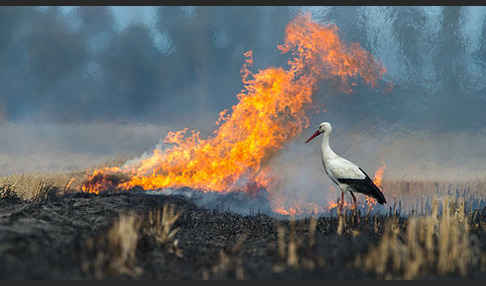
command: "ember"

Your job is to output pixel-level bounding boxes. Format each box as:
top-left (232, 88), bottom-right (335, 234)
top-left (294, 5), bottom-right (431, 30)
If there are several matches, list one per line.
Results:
top-left (81, 169), bottom-right (129, 194)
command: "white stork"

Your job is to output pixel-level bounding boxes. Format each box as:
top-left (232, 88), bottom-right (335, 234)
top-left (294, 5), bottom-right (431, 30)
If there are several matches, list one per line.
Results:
top-left (305, 122), bottom-right (386, 209)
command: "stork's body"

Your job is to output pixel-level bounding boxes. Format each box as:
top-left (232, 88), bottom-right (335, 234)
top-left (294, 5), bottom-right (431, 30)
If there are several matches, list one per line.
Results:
top-left (306, 122), bottom-right (386, 208)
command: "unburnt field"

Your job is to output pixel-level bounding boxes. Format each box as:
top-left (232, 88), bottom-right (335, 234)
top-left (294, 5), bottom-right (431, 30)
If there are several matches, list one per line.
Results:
top-left (0, 173), bottom-right (486, 280)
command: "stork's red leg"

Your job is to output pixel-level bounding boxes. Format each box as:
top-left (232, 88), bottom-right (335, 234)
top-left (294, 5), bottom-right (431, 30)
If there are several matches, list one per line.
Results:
top-left (350, 191), bottom-right (360, 223)
top-left (339, 191), bottom-right (344, 213)
top-left (350, 191), bottom-right (357, 209)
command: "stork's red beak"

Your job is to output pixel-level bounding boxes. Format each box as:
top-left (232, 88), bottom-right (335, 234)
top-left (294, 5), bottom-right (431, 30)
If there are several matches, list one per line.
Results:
top-left (305, 130), bottom-right (321, 143)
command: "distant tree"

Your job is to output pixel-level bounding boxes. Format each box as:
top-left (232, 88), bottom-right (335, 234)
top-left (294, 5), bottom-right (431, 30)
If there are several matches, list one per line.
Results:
top-left (326, 6), bottom-right (370, 51)
top-left (97, 23), bottom-right (162, 119)
top-left (390, 6), bottom-right (427, 85)
top-left (432, 7), bottom-right (467, 130)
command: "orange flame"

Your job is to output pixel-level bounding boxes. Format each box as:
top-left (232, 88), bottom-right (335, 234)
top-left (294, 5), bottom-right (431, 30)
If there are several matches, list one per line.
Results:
top-left (82, 14), bottom-right (387, 214)
top-left (365, 162), bottom-right (387, 208)
top-left (327, 185), bottom-right (353, 211)
top-left (273, 201), bottom-right (326, 216)
top-left (373, 162), bottom-right (386, 188)
top-left (81, 168), bottom-right (125, 195)
top-left (327, 200), bottom-right (353, 211)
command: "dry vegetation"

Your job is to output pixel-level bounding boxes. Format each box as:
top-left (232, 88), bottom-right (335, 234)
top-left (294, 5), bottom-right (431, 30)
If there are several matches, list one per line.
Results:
top-left (0, 173), bottom-right (72, 201)
top-left (381, 179), bottom-right (486, 215)
top-left (79, 204), bottom-right (183, 279)
top-left (0, 155), bottom-right (131, 201)
top-left (81, 212), bottom-right (143, 279)
top-left (355, 198), bottom-right (485, 279)
top-left (0, 171), bottom-right (485, 279)
top-left (142, 204), bottom-right (183, 258)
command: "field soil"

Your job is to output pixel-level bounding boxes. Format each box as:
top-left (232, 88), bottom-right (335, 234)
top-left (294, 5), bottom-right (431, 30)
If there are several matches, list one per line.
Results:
top-left (0, 190), bottom-right (485, 279)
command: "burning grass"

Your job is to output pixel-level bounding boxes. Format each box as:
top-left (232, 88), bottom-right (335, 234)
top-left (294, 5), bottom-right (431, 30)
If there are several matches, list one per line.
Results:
top-left (0, 154), bottom-right (132, 200)
top-left (81, 13), bottom-right (388, 215)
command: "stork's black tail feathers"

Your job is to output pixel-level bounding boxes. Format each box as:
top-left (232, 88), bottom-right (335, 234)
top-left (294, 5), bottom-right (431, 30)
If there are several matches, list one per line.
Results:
top-left (337, 168), bottom-right (387, 205)
top-left (364, 177), bottom-right (386, 205)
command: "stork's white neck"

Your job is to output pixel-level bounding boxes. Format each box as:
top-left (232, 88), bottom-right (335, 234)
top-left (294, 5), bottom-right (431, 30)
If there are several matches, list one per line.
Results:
top-left (321, 132), bottom-right (338, 161)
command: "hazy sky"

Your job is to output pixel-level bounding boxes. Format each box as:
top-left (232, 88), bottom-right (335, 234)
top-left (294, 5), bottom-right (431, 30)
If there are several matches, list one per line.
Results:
top-left (59, 6), bottom-right (486, 53)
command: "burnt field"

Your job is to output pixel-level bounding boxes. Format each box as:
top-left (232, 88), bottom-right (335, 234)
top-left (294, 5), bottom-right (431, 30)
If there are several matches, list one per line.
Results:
top-left (1, 181), bottom-right (486, 280)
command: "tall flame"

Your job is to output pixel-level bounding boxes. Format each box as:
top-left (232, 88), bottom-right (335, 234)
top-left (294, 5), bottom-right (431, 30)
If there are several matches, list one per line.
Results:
top-left (364, 161), bottom-right (387, 209)
top-left (82, 14), bottom-right (387, 213)
top-left (373, 162), bottom-right (386, 188)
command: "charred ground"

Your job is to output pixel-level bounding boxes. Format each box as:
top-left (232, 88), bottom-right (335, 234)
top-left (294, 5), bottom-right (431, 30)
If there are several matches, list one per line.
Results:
top-left (0, 186), bottom-right (485, 280)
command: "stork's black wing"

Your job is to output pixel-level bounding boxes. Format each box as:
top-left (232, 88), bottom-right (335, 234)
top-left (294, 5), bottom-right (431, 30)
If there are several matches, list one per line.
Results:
top-left (337, 168), bottom-right (386, 204)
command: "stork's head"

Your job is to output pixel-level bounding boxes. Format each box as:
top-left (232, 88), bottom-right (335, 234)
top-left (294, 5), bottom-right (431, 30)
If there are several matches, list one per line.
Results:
top-left (305, 122), bottom-right (332, 143)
